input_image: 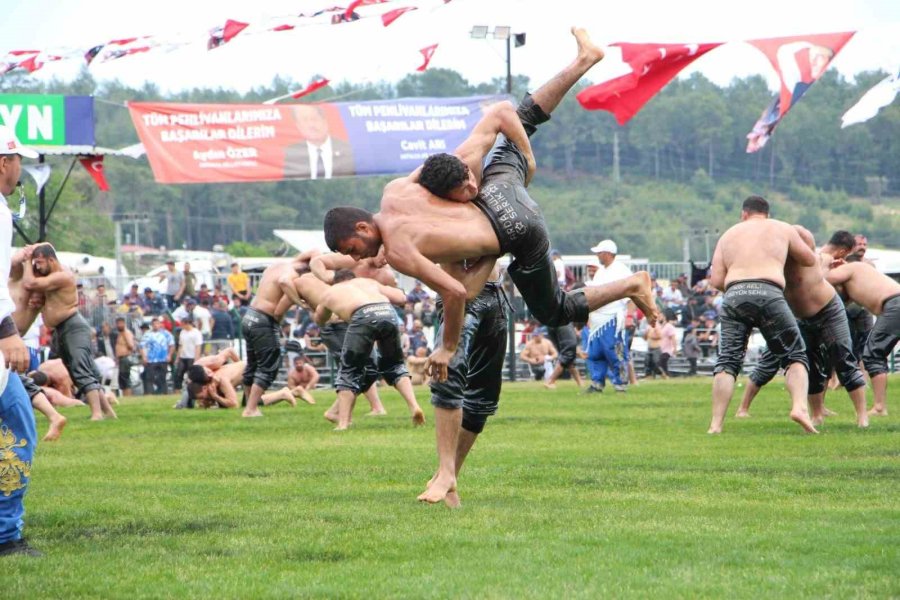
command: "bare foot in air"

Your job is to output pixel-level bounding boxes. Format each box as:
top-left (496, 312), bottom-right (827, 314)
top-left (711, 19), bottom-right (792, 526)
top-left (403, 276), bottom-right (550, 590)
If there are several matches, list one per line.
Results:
top-left (571, 27), bottom-right (605, 65)
top-left (868, 407), bottom-right (888, 416)
top-left (242, 409), bottom-right (263, 418)
top-left (412, 408), bottom-right (425, 427)
top-left (628, 272), bottom-right (659, 324)
top-left (735, 409), bottom-right (750, 418)
top-left (418, 471), bottom-right (457, 504)
top-left (543, 382), bottom-right (557, 390)
top-left (823, 407), bottom-right (838, 417)
top-left (324, 410), bottom-right (339, 423)
top-left (43, 414), bottom-right (67, 442)
top-left (790, 410), bottom-right (819, 434)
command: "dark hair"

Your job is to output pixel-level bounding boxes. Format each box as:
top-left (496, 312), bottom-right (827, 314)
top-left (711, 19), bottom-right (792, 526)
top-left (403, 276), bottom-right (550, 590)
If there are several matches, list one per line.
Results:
top-left (188, 364), bottom-right (211, 384)
top-left (741, 195), bottom-right (769, 215)
top-left (32, 244), bottom-right (57, 260)
top-left (29, 371), bottom-right (49, 386)
top-left (845, 253), bottom-right (862, 263)
top-left (115, 317), bottom-right (125, 323)
top-left (418, 153), bottom-right (468, 197)
top-left (828, 230), bottom-right (855, 251)
top-left (187, 381), bottom-right (205, 401)
top-left (323, 207), bottom-right (374, 252)
top-left (333, 268), bottom-right (356, 283)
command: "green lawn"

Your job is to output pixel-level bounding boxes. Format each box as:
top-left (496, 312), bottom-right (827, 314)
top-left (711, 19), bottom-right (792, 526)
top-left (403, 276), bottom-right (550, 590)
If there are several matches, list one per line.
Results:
top-left (7, 377), bottom-right (899, 598)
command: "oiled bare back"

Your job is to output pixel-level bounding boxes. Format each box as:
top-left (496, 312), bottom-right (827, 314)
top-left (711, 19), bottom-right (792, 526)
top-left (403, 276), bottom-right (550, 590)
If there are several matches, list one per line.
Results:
top-left (719, 219), bottom-right (793, 289)
top-left (377, 176), bottom-right (501, 264)
top-left (322, 278), bottom-right (391, 322)
top-left (784, 257), bottom-right (834, 319)
top-left (832, 263), bottom-right (900, 315)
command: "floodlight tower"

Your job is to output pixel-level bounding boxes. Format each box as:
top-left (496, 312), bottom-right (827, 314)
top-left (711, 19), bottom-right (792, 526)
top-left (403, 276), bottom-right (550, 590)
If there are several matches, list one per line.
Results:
top-left (470, 25), bottom-right (526, 95)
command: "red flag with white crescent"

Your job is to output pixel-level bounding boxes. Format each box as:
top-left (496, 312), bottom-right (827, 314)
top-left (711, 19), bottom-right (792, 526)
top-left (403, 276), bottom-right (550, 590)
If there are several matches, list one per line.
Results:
top-left (576, 42), bottom-right (722, 124)
top-left (416, 44), bottom-right (438, 72)
top-left (79, 155), bottom-right (110, 192)
top-left (748, 31), bottom-right (855, 118)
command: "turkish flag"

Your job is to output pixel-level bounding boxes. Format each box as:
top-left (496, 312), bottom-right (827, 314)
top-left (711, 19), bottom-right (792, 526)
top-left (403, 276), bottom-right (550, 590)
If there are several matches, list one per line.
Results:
top-left (290, 78), bottom-right (330, 99)
top-left (577, 42), bottom-right (722, 124)
top-left (416, 44), bottom-right (438, 72)
top-left (748, 32), bottom-right (855, 118)
top-left (79, 155), bottom-right (110, 192)
top-left (382, 7), bottom-right (417, 27)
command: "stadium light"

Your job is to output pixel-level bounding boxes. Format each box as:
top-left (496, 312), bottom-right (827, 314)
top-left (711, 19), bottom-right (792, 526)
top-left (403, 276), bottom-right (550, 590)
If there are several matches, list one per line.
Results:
top-left (470, 25), bottom-right (526, 95)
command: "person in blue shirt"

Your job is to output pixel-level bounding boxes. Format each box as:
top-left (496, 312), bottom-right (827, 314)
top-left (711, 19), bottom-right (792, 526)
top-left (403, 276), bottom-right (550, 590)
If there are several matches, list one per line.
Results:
top-left (139, 317), bottom-right (174, 395)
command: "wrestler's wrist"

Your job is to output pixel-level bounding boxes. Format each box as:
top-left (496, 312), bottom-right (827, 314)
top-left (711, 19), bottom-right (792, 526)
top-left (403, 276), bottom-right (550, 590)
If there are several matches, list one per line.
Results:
top-left (0, 316), bottom-right (18, 339)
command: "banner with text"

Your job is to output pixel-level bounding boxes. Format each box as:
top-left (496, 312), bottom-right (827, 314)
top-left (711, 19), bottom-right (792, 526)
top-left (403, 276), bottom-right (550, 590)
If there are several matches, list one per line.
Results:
top-left (0, 94), bottom-right (95, 146)
top-left (128, 95), bottom-right (504, 184)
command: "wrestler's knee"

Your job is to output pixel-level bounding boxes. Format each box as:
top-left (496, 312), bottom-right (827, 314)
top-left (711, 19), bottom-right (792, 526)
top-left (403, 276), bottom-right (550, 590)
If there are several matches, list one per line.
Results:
top-left (461, 411), bottom-right (488, 435)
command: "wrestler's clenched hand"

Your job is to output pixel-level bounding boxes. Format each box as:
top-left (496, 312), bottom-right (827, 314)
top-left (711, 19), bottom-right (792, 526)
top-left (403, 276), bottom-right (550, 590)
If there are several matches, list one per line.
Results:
top-left (425, 347), bottom-right (453, 382)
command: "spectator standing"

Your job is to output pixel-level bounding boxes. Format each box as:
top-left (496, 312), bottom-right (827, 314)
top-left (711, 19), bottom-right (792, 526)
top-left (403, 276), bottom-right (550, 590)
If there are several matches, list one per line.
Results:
top-left (193, 298), bottom-right (213, 340)
top-left (180, 262), bottom-right (197, 302)
top-left (659, 316), bottom-right (678, 376)
top-left (210, 300), bottom-right (233, 341)
top-left (551, 249), bottom-right (567, 290)
top-left (158, 260), bottom-right (184, 310)
top-left (174, 317), bottom-right (203, 392)
top-left (88, 284), bottom-right (112, 332)
top-left (227, 262), bottom-right (251, 303)
top-left (682, 325), bottom-right (701, 376)
top-left (95, 322), bottom-right (116, 358)
top-left (644, 317), bottom-right (668, 379)
top-left (584, 239), bottom-right (631, 393)
top-left (114, 317), bottom-right (136, 396)
top-left (140, 317), bottom-right (175, 395)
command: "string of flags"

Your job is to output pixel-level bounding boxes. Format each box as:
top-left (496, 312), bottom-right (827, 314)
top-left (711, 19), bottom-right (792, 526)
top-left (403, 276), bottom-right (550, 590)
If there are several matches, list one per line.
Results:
top-left (0, 0), bottom-right (449, 76)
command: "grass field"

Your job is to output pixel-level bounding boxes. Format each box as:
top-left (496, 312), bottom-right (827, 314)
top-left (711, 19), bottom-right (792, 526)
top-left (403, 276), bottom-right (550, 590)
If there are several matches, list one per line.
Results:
top-left (6, 376), bottom-right (900, 598)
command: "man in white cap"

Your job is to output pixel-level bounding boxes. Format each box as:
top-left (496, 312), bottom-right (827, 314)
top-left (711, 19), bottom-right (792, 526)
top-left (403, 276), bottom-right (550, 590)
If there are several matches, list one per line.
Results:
top-left (584, 239), bottom-right (632, 393)
top-left (0, 125), bottom-right (42, 556)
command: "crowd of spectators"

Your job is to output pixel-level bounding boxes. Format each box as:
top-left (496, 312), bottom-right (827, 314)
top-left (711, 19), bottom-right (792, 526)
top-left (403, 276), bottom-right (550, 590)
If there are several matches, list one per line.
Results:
top-left (36, 254), bottom-right (732, 400)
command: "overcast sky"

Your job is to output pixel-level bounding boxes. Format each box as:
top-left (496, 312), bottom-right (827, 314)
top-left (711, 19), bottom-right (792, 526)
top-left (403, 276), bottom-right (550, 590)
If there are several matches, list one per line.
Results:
top-left (5, 0), bottom-right (899, 96)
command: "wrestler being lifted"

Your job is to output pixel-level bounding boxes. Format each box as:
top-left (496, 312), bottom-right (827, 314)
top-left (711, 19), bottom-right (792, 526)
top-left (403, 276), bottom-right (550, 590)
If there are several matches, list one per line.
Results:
top-left (707, 196), bottom-right (818, 434)
top-left (26, 244), bottom-right (115, 421)
top-left (323, 27), bottom-right (658, 389)
top-left (8, 243), bottom-right (68, 440)
top-left (291, 270), bottom-right (425, 430)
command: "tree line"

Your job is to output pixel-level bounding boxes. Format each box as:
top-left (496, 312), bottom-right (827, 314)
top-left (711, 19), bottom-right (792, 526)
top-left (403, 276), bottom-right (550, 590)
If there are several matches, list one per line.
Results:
top-left (1, 64), bottom-right (896, 261)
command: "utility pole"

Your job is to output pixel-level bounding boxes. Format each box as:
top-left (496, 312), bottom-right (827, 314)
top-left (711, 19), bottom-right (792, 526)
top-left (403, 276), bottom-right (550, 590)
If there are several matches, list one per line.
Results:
top-left (113, 212), bottom-right (150, 291)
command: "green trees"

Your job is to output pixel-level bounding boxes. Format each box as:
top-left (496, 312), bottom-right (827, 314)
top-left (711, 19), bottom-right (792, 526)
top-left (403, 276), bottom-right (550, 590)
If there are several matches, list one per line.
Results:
top-left (1, 67), bottom-right (896, 260)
